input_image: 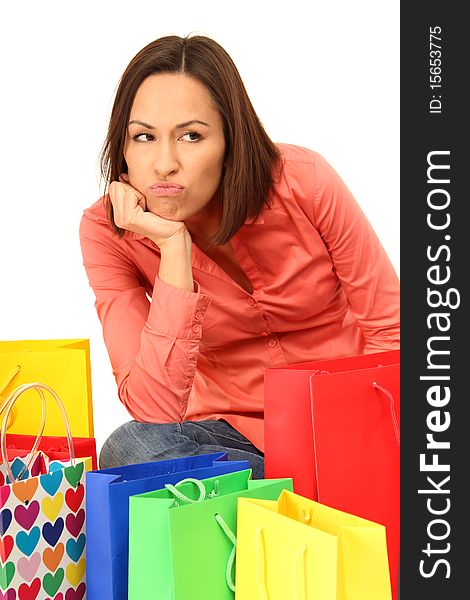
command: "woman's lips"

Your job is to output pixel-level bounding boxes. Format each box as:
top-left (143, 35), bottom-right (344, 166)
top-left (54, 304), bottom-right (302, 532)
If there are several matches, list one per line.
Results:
top-left (150, 183), bottom-right (185, 196)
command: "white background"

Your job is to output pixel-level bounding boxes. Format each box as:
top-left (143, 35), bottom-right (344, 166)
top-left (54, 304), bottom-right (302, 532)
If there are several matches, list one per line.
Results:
top-left (0, 0), bottom-right (399, 455)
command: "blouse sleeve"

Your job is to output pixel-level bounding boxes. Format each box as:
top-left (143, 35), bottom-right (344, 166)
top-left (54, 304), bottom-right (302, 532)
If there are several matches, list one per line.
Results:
top-left (310, 152), bottom-right (400, 352)
top-left (79, 211), bottom-right (211, 423)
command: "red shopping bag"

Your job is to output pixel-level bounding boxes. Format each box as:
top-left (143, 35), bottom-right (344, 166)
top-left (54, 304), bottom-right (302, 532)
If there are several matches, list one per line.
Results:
top-left (264, 349), bottom-right (399, 600)
top-left (2, 432), bottom-right (98, 469)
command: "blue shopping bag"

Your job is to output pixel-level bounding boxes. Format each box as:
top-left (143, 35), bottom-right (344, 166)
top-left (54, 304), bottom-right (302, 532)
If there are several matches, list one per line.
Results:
top-left (85, 452), bottom-right (249, 599)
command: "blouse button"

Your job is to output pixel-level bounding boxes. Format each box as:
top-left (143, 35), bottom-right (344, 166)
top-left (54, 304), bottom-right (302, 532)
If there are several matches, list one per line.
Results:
top-left (260, 331), bottom-right (269, 337)
top-left (192, 324), bottom-right (200, 334)
top-left (268, 338), bottom-right (277, 348)
top-left (195, 311), bottom-right (202, 319)
top-left (247, 297), bottom-right (256, 307)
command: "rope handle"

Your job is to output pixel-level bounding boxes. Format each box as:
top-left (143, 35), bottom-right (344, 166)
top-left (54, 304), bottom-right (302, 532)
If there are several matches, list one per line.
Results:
top-left (164, 477), bottom-right (207, 504)
top-left (215, 513), bottom-right (237, 592)
top-left (0, 365), bottom-right (21, 397)
top-left (255, 527), bottom-right (270, 600)
top-left (255, 526), bottom-right (308, 600)
top-left (0, 365), bottom-right (22, 429)
top-left (164, 477), bottom-right (221, 505)
top-left (372, 381), bottom-right (400, 446)
top-left (311, 365), bottom-right (400, 446)
top-left (0, 382), bottom-right (75, 482)
top-left (293, 544), bottom-right (308, 600)
top-left (165, 477), bottom-right (235, 591)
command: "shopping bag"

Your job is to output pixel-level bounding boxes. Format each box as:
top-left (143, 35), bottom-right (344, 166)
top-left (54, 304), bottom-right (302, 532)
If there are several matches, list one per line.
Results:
top-left (128, 469), bottom-right (293, 599)
top-left (235, 489), bottom-right (392, 599)
top-left (2, 434), bottom-right (98, 470)
top-left (0, 339), bottom-right (93, 436)
top-left (0, 453), bottom-right (89, 596)
top-left (0, 452), bottom-right (45, 486)
top-left (86, 453), bottom-right (251, 600)
top-left (0, 383), bottom-right (89, 597)
top-left (264, 349), bottom-right (399, 600)
top-left (0, 451), bottom-right (92, 487)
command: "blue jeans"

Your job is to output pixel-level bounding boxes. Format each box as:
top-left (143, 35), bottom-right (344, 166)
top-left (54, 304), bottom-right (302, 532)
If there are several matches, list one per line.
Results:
top-left (99, 419), bottom-right (265, 479)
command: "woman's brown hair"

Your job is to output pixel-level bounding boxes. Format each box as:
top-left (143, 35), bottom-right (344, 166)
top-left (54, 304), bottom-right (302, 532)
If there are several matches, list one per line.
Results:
top-left (100, 34), bottom-right (281, 245)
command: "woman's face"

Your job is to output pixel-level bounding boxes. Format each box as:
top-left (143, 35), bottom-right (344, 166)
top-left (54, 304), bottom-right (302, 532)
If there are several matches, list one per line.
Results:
top-left (124, 73), bottom-right (226, 222)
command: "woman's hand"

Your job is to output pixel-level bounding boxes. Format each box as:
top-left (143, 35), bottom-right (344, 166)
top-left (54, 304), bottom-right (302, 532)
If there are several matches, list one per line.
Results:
top-left (108, 174), bottom-right (188, 248)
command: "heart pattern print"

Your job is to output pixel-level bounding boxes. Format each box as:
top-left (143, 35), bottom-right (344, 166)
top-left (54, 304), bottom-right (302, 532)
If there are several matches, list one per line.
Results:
top-left (0, 454), bottom-right (87, 598)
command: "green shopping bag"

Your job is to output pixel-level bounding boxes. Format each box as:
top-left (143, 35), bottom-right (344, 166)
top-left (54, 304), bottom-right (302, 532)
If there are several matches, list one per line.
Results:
top-left (128, 469), bottom-right (293, 599)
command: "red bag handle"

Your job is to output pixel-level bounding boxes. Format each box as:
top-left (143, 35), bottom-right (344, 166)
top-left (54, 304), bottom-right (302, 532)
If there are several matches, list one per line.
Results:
top-left (309, 368), bottom-right (400, 446)
top-left (373, 381), bottom-right (400, 446)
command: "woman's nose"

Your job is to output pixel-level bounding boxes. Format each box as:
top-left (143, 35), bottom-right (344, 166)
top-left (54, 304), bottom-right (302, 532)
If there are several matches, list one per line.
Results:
top-left (152, 141), bottom-right (179, 176)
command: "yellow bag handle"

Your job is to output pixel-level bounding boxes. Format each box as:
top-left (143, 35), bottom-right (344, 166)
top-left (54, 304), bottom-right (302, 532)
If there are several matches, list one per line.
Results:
top-left (255, 527), bottom-right (270, 600)
top-left (255, 526), bottom-right (308, 600)
top-left (0, 365), bottom-right (21, 429)
top-left (0, 382), bottom-right (75, 483)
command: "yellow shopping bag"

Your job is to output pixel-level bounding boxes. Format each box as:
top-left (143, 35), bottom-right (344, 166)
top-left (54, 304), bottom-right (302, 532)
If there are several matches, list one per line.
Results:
top-left (235, 489), bottom-right (392, 600)
top-left (0, 339), bottom-right (93, 436)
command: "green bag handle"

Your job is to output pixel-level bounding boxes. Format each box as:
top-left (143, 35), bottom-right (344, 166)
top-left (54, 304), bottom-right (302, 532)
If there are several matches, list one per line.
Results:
top-left (164, 477), bottom-right (208, 504)
top-left (255, 525), bottom-right (308, 600)
top-left (165, 477), bottom-right (237, 592)
top-left (214, 513), bottom-right (237, 592)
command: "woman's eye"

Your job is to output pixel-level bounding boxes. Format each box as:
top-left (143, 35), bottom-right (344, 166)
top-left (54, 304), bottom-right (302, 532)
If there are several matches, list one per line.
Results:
top-left (133, 133), bottom-right (154, 142)
top-left (180, 131), bottom-right (201, 142)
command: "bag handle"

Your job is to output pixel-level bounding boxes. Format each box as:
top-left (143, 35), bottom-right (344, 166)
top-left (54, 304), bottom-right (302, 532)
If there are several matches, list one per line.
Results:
top-left (255, 527), bottom-right (270, 600)
top-left (255, 526), bottom-right (308, 600)
top-left (310, 368), bottom-right (400, 446)
top-left (164, 477), bottom-right (236, 591)
top-left (164, 477), bottom-right (207, 504)
top-left (0, 385), bottom-right (47, 480)
top-left (0, 365), bottom-right (46, 480)
top-left (214, 513), bottom-right (237, 592)
top-left (372, 381), bottom-right (400, 446)
top-left (0, 382), bottom-right (75, 483)
top-left (0, 367), bottom-right (47, 479)
top-left (0, 365), bottom-right (22, 429)
top-left (0, 365), bottom-right (21, 396)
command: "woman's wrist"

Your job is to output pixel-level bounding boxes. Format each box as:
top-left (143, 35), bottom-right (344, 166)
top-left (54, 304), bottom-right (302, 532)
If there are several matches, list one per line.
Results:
top-left (157, 228), bottom-right (192, 252)
top-left (157, 229), bottom-right (194, 292)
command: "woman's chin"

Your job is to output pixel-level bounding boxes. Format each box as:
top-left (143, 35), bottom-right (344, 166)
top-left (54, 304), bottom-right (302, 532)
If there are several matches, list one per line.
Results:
top-left (147, 203), bottom-right (185, 221)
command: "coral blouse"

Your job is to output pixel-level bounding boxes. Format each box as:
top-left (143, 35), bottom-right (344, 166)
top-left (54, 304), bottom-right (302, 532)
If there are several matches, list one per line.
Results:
top-left (79, 144), bottom-right (400, 451)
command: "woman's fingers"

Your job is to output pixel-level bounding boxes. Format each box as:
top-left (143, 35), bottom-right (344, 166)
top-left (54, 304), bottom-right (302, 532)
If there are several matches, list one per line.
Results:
top-left (137, 195), bottom-right (147, 211)
top-left (108, 181), bottom-right (145, 229)
top-left (107, 180), bottom-right (186, 244)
